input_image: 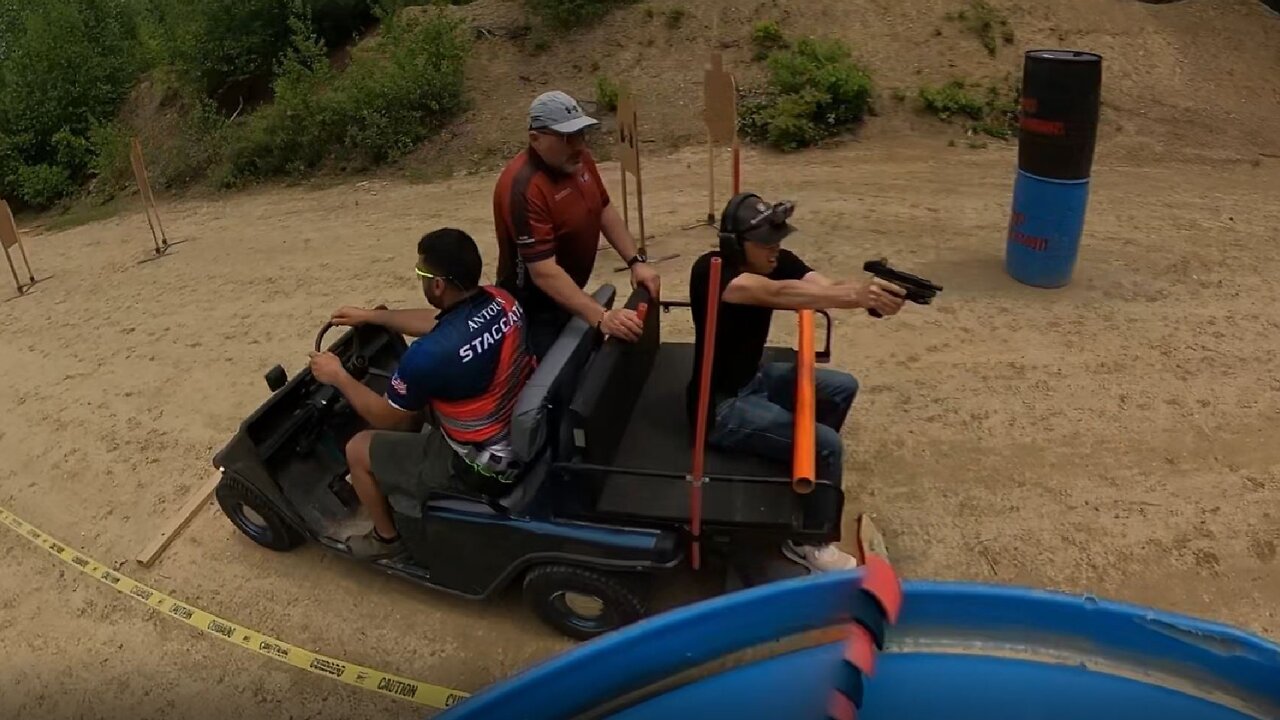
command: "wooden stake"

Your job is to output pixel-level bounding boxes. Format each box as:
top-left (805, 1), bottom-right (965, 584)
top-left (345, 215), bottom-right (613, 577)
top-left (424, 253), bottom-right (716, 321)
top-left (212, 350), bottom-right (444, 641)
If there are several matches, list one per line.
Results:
top-left (635, 157), bottom-right (647, 256)
top-left (708, 137), bottom-right (717, 224)
top-left (15, 237), bottom-right (33, 284)
top-left (135, 471), bottom-right (223, 567)
top-left (4, 247), bottom-right (21, 295)
top-left (0, 200), bottom-right (33, 293)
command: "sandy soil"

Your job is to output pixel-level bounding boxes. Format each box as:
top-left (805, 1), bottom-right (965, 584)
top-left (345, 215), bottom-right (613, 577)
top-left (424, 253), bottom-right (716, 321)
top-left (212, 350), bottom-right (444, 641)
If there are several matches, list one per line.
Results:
top-left (2, 134), bottom-right (1279, 718)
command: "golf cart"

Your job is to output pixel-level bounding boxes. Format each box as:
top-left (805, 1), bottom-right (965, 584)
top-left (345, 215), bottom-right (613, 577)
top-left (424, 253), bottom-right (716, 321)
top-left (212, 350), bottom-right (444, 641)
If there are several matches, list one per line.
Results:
top-left (212, 284), bottom-right (846, 640)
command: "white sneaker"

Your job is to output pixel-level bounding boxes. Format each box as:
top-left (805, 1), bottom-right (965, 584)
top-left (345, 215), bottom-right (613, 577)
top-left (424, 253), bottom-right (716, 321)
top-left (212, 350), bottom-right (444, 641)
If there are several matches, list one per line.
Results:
top-left (782, 541), bottom-right (860, 573)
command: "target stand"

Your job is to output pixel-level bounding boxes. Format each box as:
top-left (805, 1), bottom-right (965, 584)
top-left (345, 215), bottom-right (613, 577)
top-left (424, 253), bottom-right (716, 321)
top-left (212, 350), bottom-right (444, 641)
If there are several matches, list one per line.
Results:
top-left (1, 200), bottom-right (40, 298)
top-left (701, 53), bottom-right (741, 228)
top-left (130, 138), bottom-right (187, 264)
top-left (611, 90), bottom-right (679, 272)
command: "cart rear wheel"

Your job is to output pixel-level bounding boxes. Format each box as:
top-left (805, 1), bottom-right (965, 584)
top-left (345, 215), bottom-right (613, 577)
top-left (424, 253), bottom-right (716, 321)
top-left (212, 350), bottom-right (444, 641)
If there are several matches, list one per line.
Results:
top-left (215, 474), bottom-right (305, 552)
top-left (522, 564), bottom-right (647, 641)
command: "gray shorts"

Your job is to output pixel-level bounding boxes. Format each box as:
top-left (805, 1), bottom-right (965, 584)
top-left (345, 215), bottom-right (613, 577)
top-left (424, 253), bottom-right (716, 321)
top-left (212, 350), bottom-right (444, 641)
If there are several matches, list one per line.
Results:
top-left (369, 427), bottom-right (471, 518)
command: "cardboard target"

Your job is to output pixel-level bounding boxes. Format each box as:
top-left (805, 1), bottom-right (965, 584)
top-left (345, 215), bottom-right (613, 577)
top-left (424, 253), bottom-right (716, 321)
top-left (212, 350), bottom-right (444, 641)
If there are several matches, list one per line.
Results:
top-left (704, 53), bottom-right (738, 146)
top-left (703, 53), bottom-right (741, 224)
top-left (615, 90), bottom-right (646, 253)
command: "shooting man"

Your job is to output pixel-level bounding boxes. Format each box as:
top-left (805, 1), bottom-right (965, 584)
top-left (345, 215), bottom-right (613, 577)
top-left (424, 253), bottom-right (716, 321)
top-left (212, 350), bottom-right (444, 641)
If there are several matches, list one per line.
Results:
top-left (686, 192), bottom-right (908, 572)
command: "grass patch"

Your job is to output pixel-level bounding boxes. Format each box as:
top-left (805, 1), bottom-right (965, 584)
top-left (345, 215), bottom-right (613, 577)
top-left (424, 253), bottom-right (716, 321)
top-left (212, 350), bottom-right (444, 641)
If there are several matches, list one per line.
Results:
top-left (945, 0), bottom-right (1014, 57)
top-left (739, 37), bottom-right (873, 151)
top-left (918, 78), bottom-right (1018, 139)
top-left (751, 20), bottom-right (788, 60)
top-left (596, 75), bottom-right (621, 112)
top-left (38, 194), bottom-right (134, 233)
top-left (664, 6), bottom-right (686, 28)
top-left (525, 0), bottom-right (636, 30)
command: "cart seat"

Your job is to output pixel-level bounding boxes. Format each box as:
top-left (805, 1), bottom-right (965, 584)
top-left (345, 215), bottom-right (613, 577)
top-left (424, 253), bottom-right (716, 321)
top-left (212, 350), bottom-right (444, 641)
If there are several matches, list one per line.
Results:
top-left (505, 284), bottom-right (616, 482)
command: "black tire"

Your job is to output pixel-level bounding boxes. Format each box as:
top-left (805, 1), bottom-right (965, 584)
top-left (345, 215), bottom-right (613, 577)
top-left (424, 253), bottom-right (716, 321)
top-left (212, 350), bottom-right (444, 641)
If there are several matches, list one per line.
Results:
top-left (215, 474), bottom-right (305, 552)
top-left (522, 564), bottom-right (647, 641)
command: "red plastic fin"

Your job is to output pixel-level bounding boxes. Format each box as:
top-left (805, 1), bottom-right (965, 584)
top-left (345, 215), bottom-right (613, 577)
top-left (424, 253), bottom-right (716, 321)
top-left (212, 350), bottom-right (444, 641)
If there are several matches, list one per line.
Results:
top-left (636, 302), bottom-right (648, 323)
top-left (860, 554), bottom-right (903, 624)
top-left (827, 692), bottom-right (856, 720)
top-left (843, 622), bottom-right (877, 676)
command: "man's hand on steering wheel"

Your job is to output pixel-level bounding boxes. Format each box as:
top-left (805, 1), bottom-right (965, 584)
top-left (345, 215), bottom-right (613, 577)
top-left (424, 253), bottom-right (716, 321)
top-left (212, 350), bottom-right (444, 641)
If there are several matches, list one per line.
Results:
top-left (309, 351), bottom-right (349, 385)
top-left (331, 306), bottom-right (375, 327)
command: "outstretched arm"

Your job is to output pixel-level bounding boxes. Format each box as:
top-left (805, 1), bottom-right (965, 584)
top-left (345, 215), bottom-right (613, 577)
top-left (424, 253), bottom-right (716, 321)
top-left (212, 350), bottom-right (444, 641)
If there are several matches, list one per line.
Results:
top-left (723, 273), bottom-right (906, 315)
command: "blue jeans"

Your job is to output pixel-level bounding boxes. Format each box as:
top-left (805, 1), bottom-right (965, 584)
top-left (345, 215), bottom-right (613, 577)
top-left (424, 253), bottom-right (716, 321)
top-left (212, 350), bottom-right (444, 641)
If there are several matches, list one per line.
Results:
top-left (708, 363), bottom-right (858, 482)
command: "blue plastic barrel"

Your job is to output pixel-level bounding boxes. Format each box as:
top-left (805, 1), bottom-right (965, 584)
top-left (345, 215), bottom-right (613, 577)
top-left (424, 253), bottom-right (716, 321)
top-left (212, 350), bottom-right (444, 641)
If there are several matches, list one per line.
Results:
top-left (440, 572), bottom-right (1280, 720)
top-left (1005, 169), bottom-right (1091, 288)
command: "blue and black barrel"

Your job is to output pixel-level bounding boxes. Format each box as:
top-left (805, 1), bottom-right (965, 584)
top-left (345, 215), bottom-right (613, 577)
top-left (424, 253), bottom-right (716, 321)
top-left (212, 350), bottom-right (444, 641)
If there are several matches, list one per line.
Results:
top-left (1005, 50), bottom-right (1103, 288)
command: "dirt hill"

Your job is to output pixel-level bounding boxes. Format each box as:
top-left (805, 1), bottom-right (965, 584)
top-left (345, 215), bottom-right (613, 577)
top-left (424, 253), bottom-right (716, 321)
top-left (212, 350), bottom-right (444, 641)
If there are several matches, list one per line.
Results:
top-left (406, 0), bottom-right (1280, 176)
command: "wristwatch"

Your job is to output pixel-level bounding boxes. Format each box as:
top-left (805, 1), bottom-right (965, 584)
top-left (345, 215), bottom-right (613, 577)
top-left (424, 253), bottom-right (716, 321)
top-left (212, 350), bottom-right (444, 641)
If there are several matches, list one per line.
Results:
top-left (626, 253), bottom-right (647, 268)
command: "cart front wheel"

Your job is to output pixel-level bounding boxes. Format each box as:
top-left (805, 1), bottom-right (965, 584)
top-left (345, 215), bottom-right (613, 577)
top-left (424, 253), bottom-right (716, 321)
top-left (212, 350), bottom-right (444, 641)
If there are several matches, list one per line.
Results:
top-left (215, 474), bottom-right (305, 552)
top-left (522, 564), bottom-right (647, 641)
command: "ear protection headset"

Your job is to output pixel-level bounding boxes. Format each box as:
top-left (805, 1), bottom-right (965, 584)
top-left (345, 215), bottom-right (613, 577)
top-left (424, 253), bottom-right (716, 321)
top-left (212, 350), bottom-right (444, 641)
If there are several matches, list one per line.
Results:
top-left (718, 192), bottom-right (764, 265)
top-left (717, 192), bottom-right (798, 265)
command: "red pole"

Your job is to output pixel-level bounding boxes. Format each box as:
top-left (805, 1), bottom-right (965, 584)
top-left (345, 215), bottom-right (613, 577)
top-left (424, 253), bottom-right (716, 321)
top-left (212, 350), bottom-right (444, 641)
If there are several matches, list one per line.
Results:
top-left (689, 257), bottom-right (723, 570)
top-left (731, 138), bottom-right (741, 195)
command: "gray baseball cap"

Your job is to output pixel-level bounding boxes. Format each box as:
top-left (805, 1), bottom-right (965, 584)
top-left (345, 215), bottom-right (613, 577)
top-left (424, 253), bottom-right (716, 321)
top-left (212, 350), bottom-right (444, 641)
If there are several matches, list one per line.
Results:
top-left (528, 91), bottom-right (600, 134)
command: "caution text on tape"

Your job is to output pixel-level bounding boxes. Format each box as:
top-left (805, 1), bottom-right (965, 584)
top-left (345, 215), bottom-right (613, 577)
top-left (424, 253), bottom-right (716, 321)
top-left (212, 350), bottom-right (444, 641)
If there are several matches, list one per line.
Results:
top-left (0, 504), bottom-right (470, 710)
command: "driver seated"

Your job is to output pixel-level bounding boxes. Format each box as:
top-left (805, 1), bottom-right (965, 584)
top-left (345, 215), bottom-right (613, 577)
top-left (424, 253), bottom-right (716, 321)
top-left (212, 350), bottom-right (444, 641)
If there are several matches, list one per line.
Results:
top-left (686, 193), bottom-right (907, 573)
top-left (309, 227), bottom-right (534, 560)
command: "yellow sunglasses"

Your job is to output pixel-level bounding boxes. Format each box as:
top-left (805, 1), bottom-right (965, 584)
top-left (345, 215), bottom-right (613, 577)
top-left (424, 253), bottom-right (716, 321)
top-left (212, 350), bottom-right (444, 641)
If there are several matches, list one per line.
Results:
top-left (414, 265), bottom-right (449, 280)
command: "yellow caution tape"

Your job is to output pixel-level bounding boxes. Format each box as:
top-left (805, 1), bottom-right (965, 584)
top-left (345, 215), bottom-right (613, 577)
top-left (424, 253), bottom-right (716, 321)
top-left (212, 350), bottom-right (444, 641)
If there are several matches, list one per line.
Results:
top-left (0, 504), bottom-right (470, 710)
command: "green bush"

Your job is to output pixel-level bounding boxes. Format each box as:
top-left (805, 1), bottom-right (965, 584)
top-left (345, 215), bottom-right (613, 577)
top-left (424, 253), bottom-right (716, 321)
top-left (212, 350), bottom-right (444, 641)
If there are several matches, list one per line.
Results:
top-left (664, 6), bottom-right (686, 29)
top-left (918, 79), bottom-right (1018, 138)
top-left (0, 0), bottom-right (145, 207)
top-left (738, 38), bottom-right (873, 151)
top-left (751, 20), bottom-right (788, 60)
top-left (525, 0), bottom-right (635, 30)
top-left (15, 164), bottom-right (76, 207)
top-left (145, 0), bottom-right (404, 109)
top-left (146, 0), bottom-right (298, 108)
top-left (219, 10), bottom-right (469, 185)
top-left (596, 76), bottom-right (621, 112)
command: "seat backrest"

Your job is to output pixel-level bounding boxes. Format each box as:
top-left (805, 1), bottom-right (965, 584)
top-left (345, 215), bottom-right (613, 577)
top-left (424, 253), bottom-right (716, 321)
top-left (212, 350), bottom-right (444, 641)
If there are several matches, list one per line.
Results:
top-left (509, 285), bottom-right (616, 464)
top-left (568, 286), bottom-right (660, 465)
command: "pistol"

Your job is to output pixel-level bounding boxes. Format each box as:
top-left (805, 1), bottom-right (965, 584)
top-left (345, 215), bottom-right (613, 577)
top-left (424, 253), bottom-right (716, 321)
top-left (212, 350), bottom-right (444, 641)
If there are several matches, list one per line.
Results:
top-left (862, 258), bottom-right (943, 318)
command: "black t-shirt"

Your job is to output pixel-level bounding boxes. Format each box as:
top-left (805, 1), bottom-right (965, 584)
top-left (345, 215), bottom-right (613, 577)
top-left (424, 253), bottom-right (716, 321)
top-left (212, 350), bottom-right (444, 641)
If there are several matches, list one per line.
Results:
top-left (685, 249), bottom-right (812, 425)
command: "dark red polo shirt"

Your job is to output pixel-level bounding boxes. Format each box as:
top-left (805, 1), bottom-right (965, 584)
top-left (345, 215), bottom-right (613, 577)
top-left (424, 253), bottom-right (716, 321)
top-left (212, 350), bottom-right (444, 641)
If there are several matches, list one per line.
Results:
top-left (493, 147), bottom-right (611, 315)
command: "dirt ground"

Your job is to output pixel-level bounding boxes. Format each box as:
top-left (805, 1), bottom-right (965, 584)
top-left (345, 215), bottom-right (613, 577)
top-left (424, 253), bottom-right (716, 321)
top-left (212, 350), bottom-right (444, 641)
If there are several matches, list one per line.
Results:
top-left (2, 132), bottom-right (1279, 717)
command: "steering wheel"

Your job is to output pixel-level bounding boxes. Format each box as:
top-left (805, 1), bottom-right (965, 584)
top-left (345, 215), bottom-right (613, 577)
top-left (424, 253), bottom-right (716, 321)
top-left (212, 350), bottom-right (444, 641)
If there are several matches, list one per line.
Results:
top-left (314, 321), bottom-right (368, 376)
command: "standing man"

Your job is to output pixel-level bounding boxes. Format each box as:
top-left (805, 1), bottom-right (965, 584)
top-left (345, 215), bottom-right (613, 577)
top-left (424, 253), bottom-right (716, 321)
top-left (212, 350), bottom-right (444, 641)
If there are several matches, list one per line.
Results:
top-left (494, 90), bottom-right (661, 358)
top-left (687, 192), bottom-right (907, 573)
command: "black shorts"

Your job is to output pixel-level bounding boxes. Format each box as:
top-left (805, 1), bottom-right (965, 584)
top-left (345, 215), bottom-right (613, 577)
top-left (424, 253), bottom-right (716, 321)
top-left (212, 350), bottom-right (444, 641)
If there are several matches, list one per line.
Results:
top-left (368, 428), bottom-right (471, 518)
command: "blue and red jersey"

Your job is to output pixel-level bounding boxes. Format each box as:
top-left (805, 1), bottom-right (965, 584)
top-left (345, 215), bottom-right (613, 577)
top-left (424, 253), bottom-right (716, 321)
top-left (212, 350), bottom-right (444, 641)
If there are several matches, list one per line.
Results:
top-left (386, 287), bottom-right (533, 455)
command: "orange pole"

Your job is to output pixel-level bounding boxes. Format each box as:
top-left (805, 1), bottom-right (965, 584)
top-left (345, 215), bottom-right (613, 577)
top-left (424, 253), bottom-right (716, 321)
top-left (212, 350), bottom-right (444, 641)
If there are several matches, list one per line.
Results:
top-left (689, 257), bottom-right (723, 569)
top-left (792, 310), bottom-right (816, 494)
